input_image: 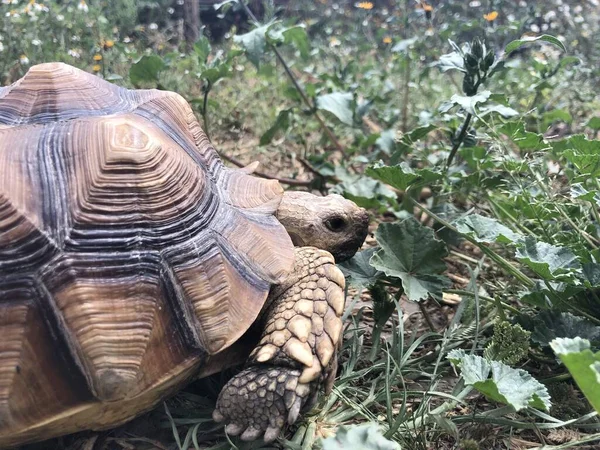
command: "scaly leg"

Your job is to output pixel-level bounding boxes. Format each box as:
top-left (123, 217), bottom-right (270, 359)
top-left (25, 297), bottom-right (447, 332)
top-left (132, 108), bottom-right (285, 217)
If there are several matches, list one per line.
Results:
top-left (212, 247), bottom-right (345, 442)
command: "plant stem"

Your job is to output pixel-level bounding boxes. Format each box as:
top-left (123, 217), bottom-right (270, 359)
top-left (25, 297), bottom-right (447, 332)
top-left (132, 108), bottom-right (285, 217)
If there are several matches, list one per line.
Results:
top-left (201, 82), bottom-right (211, 141)
top-left (445, 290), bottom-right (520, 314)
top-left (238, 0), bottom-right (348, 158)
top-left (445, 112), bottom-right (473, 171)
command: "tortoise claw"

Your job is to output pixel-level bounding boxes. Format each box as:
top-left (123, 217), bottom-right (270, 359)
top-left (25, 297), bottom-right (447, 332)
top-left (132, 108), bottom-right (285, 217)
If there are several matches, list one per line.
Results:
top-left (214, 366), bottom-right (315, 443)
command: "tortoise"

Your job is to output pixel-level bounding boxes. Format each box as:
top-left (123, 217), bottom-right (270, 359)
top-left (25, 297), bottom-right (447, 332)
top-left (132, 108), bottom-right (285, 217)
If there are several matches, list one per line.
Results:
top-left (0, 63), bottom-right (369, 447)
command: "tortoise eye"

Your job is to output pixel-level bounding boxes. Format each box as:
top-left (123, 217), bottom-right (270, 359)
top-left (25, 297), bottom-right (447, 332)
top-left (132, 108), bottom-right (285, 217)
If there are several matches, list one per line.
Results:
top-left (324, 216), bottom-right (347, 232)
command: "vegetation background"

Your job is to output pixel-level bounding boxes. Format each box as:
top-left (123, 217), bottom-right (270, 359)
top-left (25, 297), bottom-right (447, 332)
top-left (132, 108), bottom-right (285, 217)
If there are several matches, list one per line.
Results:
top-left (3, 0), bottom-right (600, 449)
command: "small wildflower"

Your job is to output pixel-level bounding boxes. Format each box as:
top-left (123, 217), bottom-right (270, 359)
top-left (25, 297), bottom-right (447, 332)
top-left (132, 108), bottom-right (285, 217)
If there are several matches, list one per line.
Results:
top-left (68, 49), bottom-right (81, 58)
top-left (93, 54), bottom-right (102, 61)
top-left (92, 64), bottom-right (101, 72)
top-left (383, 36), bottom-right (392, 44)
top-left (77, 0), bottom-right (88, 12)
top-left (31, 39), bottom-right (41, 46)
top-left (1, 0), bottom-right (19, 4)
top-left (19, 55), bottom-right (29, 65)
top-left (329, 36), bottom-right (341, 47)
top-left (484, 11), bottom-right (498, 21)
top-left (123, 36), bottom-right (131, 43)
top-left (149, 22), bottom-right (158, 30)
top-left (103, 39), bottom-right (114, 49)
top-left (56, 13), bottom-right (64, 21)
top-left (356, 2), bottom-right (373, 10)
top-left (0, 42), bottom-right (4, 52)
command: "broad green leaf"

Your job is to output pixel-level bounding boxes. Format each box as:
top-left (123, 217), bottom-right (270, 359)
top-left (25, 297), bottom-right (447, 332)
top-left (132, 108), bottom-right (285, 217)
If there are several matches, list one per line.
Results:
top-left (322, 424), bottom-right (400, 450)
top-left (259, 109), bottom-right (292, 146)
top-left (375, 129), bottom-right (396, 155)
top-left (391, 37), bottom-right (418, 53)
top-left (370, 220), bottom-right (450, 302)
top-left (499, 122), bottom-right (545, 151)
top-left (447, 351), bottom-right (551, 411)
top-left (437, 51), bottom-right (466, 73)
top-left (516, 236), bottom-right (580, 280)
top-left (333, 169), bottom-right (396, 209)
top-left (194, 36), bottom-right (211, 63)
top-left (505, 34), bottom-right (566, 54)
top-left (518, 281), bottom-right (583, 309)
top-left (316, 92), bottom-right (354, 126)
top-left (339, 248), bottom-right (382, 289)
top-left (479, 103), bottom-right (519, 118)
top-left (282, 25), bottom-right (309, 58)
top-left (570, 183), bottom-right (598, 202)
top-left (233, 24), bottom-right (270, 68)
top-left (552, 135), bottom-right (600, 178)
top-left (542, 109), bottom-right (572, 127)
top-left (454, 214), bottom-right (522, 244)
top-left (583, 262), bottom-right (600, 287)
top-left (551, 337), bottom-right (600, 413)
top-left (366, 162), bottom-right (442, 191)
top-left (528, 311), bottom-right (600, 347)
top-left (586, 117), bottom-right (600, 130)
top-left (129, 55), bottom-right (166, 87)
top-left (450, 90), bottom-right (491, 115)
top-left (404, 124), bottom-right (438, 142)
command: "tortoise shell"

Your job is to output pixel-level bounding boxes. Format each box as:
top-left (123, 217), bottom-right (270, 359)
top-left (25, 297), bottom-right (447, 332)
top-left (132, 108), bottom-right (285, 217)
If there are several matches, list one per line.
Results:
top-left (0, 63), bottom-right (295, 444)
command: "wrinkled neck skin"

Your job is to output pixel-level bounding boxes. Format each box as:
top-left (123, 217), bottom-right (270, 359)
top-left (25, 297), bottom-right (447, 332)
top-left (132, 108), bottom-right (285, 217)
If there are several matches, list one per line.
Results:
top-left (276, 191), bottom-right (369, 263)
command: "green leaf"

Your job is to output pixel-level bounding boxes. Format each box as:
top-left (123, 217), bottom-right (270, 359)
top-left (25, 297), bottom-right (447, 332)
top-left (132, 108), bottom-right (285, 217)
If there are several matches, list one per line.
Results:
top-left (437, 51), bottom-right (466, 73)
top-left (366, 162), bottom-right (442, 191)
top-left (339, 248), bottom-right (382, 289)
top-left (233, 24), bottom-right (270, 68)
top-left (586, 117), bottom-right (600, 130)
top-left (479, 103), bottom-right (520, 118)
top-left (391, 37), bottom-right (417, 53)
top-left (542, 109), bottom-right (572, 127)
top-left (454, 214), bottom-right (522, 244)
top-left (505, 34), bottom-right (566, 54)
top-left (322, 424), bottom-right (400, 450)
top-left (282, 25), bottom-right (309, 58)
top-left (552, 135), bottom-right (600, 178)
top-left (404, 124), bottom-right (438, 142)
top-left (370, 220), bottom-right (450, 302)
top-left (450, 90), bottom-right (491, 115)
top-left (316, 92), bottom-right (354, 126)
top-left (528, 311), bottom-right (600, 347)
top-left (551, 337), bottom-right (600, 413)
top-left (499, 122), bottom-right (545, 151)
top-left (375, 129), bottom-right (396, 155)
top-left (570, 183), bottom-right (598, 202)
top-left (194, 35), bottom-right (211, 63)
top-left (259, 109), bottom-right (292, 146)
top-left (447, 351), bottom-right (551, 412)
top-left (516, 236), bottom-right (580, 280)
top-left (333, 168), bottom-right (396, 209)
top-left (129, 55), bottom-right (166, 87)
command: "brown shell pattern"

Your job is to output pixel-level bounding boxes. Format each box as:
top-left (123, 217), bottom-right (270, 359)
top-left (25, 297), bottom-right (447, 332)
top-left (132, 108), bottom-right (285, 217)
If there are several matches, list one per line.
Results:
top-left (0, 63), bottom-right (294, 434)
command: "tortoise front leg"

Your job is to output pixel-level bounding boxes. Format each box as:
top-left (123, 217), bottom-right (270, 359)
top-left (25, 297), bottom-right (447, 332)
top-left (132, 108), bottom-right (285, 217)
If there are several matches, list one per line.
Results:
top-left (212, 247), bottom-right (345, 442)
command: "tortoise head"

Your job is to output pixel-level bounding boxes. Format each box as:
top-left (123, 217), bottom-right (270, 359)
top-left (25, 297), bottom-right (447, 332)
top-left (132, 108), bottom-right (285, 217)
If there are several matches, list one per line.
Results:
top-left (276, 191), bottom-right (369, 262)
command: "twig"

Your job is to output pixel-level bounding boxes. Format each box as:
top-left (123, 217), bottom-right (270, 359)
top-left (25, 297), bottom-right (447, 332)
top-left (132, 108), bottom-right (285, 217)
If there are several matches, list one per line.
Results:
top-left (445, 112), bottom-right (473, 171)
top-left (201, 81), bottom-right (212, 141)
top-left (219, 152), bottom-right (313, 186)
top-left (238, 1), bottom-right (348, 158)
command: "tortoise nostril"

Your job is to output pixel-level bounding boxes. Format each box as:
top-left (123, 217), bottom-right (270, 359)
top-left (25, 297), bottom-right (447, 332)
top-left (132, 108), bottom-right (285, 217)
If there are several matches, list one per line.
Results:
top-left (325, 216), bottom-right (347, 232)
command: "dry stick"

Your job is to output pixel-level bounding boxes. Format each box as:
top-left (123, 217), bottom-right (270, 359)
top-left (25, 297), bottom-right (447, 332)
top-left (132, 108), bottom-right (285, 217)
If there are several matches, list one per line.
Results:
top-left (219, 151), bottom-right (313, 187)
top-left (238, 1), bottom-right (348, 158)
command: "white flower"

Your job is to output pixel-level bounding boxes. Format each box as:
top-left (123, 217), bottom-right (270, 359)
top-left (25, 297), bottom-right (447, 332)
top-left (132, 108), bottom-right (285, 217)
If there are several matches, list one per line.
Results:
top-left (68, 49), bottom-right (81, 58)
top-left (31, 39), bottom-right (41, 46)
top-left (77, 0), bottom-right (88, 12)
top-left (123, 36), bottom-right (131, 43)
top-left (19, 55), bottom-right (29, 65)
top-left (149, 23), bottom-right (158, 30)
top-left (167, 7), bottom-right (174, 14)
top-left (0, 42), bottom-right (4, 52)
top-left (2, 0), bottom-right (19, 4)
top-left (56, 14), bottom-right (64, 21)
